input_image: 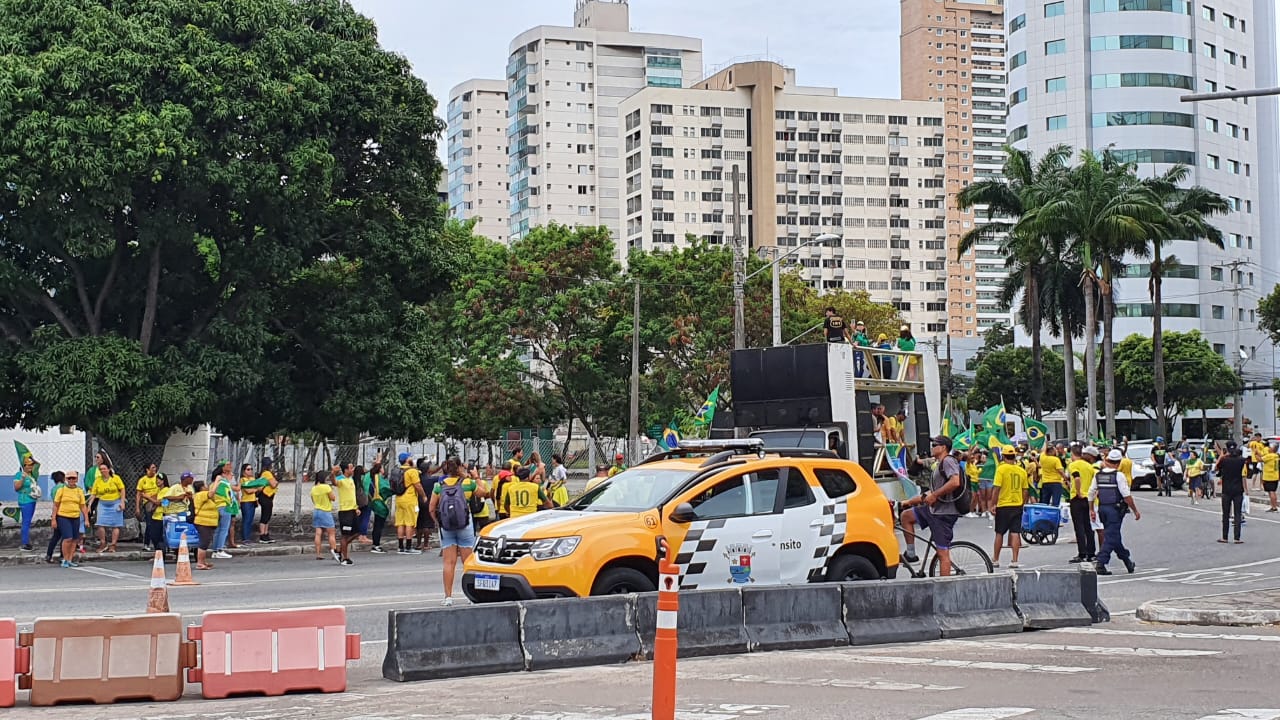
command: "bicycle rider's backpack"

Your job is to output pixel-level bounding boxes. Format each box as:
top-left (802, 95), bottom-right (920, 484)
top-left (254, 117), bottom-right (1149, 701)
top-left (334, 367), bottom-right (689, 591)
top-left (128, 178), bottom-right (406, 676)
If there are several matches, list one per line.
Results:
top-left (437, 479), bottom-right (471, 531)
top-left (388, 465), bottom-right (407, 496)
top-left (943, 459), bottom-right (972, 515)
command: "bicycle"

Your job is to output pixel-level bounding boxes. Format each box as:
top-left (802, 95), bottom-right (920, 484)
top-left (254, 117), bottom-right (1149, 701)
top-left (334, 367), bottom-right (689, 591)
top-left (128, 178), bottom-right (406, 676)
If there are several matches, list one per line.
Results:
top-left (891, 500), bottom-right (994, 577)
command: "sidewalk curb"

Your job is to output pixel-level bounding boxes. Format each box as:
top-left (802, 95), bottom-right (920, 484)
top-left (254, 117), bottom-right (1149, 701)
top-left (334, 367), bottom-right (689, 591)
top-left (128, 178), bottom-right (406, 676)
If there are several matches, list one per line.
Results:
top-left (0, 544), bottom-right (307, 567)
top-left (1136, 602), bottom-right (1280, 626)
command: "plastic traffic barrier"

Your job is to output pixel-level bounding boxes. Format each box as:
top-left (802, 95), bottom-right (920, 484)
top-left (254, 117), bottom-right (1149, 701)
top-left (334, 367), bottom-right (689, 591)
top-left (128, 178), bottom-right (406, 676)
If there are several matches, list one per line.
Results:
top-left (520, 594), bottom-right (641, 671)
top-left (742, 584), bottom-right (848, 652)
top-left (933, 573), bottom-right (1023, 638)
top-left (188, 606), bottom-right (360, 699)
top-left (1013, 569), bottom-right (1094, 629)
top-left (842, 579), bottom-right (942, 645)
top-left (383, 603), bottom-right (524, 682)
top-left (22, 613), bottom-right (195, 706)
top-left (1, 618), bottom-right (28, 708)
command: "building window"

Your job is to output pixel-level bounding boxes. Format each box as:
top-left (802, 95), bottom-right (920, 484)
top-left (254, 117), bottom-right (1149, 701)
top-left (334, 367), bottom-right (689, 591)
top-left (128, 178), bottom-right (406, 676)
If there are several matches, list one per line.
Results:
top-left (1201, 5), bottom-right (1214, 21)
top-left (1090, 111), bottom-right (1193, 128)
top-left (1046, 77), bottom-right (1067, 92)
top-left (1009, 51), bottom-right (1027, 70)
top-left (1091, 72), bottom-right (1193, 89)
top-left (1202, 42), bottom-right (1216, 58)
top-left (1045, 39), bottom-right (1067, 55)
top-left (1045, 1), bottom-right (1066, 17)
top-left (1009, 88), bottom-right (1028, 106)
top-left (1008, 125), bottom-right (1029, 143)
top-left (1090, 0), bottom-right (1190, 12)
top-left (1046, 115), bottom-right (1068, 131)
top-left (1090, 35), bottom-right (1192, 51)
top-left (1009, 14), bottom-right (1026, 32)
top-left (1108, 148), bottom-right (1196, 164)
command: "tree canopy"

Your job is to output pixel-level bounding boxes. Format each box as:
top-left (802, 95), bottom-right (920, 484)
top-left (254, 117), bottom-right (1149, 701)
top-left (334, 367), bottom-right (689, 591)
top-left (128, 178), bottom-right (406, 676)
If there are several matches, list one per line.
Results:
top-left (0, 0), bottom-right (458, 443)
top-left (1112, 331), bottom-right (1237, 427)
top-left (967, 346), bottom-right (1078, 416)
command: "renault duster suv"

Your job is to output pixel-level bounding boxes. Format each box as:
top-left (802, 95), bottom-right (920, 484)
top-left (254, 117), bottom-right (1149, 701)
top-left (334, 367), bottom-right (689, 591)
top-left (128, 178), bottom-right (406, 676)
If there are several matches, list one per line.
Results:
top-left (462, 439), bottom-right (899, 602)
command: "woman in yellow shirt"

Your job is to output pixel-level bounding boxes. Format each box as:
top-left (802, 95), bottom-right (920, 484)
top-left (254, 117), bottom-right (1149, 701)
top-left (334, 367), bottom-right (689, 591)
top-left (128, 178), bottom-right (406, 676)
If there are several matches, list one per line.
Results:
top-left (53, 471), bottom-right (89, 568)
top-left (89, 462), bottom-right (126, 552)
top-left (191, 480), bottom-right (224, 570)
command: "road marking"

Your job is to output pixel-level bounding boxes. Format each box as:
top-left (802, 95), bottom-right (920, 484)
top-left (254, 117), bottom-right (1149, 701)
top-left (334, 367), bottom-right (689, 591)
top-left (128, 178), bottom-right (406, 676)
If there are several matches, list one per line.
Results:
top-left (1148, 569), bottom-right (1280, 587)
top-left (1048, 627), bottom-right (1280, 643)
top-left (679, 671), bottom-right (961, 692)
top-left (795, 653), bottom-right (1095, 674)
top-left (1144, 497), bottom-right (1280, 525)
top-left (932, 639), bottom-right (1220, 657)
top-left (1101, 556), bottom-right (1280, 585)
top-left (914, 710), bottom-right (1034, 720)
top-left (1196, 711), bottom-right (1280, 720)
top-left (71, 566), bottom-right (148, 581)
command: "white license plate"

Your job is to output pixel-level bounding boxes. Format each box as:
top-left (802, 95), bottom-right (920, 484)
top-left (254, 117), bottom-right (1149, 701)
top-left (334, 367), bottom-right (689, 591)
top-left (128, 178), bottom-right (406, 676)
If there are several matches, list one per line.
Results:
top-left (474, 573), bottom-right (501, 592)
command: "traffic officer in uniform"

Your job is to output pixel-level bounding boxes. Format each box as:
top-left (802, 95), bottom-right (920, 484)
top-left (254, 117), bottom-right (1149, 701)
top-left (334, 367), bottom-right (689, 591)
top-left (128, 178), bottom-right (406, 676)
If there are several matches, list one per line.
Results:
top-left (1088, 448), bottom-right (1141, 575)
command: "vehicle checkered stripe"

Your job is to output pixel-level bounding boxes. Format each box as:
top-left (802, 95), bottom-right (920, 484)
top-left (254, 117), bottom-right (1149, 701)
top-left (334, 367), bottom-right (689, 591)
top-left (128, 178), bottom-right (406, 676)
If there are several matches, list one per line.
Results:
top-left (806, 502), bottom-right (848, 581)
top-left (671, 518), bottom-right (726, 590)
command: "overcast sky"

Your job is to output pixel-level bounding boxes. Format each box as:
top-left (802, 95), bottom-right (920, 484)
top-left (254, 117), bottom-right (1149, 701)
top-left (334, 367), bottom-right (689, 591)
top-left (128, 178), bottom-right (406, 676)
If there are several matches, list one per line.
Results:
top-left (348, 0), bottom-right (905, 102)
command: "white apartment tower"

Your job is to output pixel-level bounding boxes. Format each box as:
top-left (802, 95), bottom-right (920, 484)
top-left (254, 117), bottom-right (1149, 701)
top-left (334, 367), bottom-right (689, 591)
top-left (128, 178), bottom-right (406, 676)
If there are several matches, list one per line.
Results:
top-left (506, 0), bottom-right (702, 250)
top-left (446, 79), bottom-right (510, 243)
top-left (1007, 0), bottom-right (1280, 434)
top-left (620, 61), bottom-right (951, 333)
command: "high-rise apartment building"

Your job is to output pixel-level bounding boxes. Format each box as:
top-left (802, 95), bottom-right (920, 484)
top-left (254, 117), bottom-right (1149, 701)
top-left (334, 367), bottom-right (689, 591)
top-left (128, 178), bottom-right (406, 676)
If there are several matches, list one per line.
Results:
top-left (1007, 0), bottom-right (1280, 434)
top-left (505, 0), bottom-right (702, 250)
top-left (901, 0), bottom-right (1009, 339)
top-left (619, 61), bottom-right (951, 332)
top-left (446, 79), bottom-right (510, 243)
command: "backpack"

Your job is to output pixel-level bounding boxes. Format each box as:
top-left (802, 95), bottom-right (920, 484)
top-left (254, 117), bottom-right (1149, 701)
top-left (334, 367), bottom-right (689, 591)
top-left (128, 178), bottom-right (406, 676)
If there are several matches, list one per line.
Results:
top-left (388, 465), bottom-right (407, 496)
top-left (355, 474), bottom-right (370, 509)
top-left (936, 458), bottom-right (971, 515)
top-left (437, 479), bottom-right (471, 531)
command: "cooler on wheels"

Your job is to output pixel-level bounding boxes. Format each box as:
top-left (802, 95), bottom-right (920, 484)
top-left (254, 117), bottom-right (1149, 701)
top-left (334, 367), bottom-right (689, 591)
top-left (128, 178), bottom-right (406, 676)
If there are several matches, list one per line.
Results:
top-left (1020, 503), bottom-right (1060, 545)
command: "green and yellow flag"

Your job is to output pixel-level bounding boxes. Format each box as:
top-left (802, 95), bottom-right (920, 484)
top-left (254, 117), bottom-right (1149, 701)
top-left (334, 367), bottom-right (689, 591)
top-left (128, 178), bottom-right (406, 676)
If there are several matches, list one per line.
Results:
top-left (693, 386), bottom-right (720, 427)
top-left (1025, 418), bottom-right (1050, 451)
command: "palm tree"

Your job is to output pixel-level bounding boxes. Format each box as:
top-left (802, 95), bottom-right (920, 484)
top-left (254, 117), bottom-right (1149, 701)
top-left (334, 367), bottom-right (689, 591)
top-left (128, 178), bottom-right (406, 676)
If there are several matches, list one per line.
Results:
top-left (1032, 149), bottom-right (1158, 439)
top-left (1039, 237), bottom-right (1087, 439)
top-left (1141, 165), bottom-right (1230, 439)
top-left (957, 145), bottom-right (1071, 420)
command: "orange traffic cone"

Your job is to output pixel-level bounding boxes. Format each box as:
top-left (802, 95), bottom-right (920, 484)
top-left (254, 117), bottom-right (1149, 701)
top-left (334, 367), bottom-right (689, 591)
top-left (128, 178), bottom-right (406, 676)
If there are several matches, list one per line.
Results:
top-left (146, 550), bottom-right (169, 613)
top-left (170, 532), bottom-right (199, 586)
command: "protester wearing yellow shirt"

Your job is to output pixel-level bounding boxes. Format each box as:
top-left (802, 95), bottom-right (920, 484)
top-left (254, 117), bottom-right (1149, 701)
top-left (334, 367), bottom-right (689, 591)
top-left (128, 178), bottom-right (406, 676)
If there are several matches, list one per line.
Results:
top-left (992, 447), bottom-right (1029, 568)
top-left (255, 458), bottom-right (280, 544)
top-left (1067, 446), bottom-right (1101, 563)
top-left (1262, 443), bottom-right (1280, 513)
top-left (191, 481), bottom-right (223, 570)
top-left (1186, 451), bottom-right (1207, 503)
top-left (310, 473), bottom-right (338, 560)
top-left (135, 466), bottom-right (165, 552)
top-left (1038, 448), bottom-right (1066, 508)
top-left (333, 465), bottom-right (359, 566)
top-left (53, 472), bottom-right (88, 568)
top-left (394, 453), bottom-right (426, 554)
top-left (500, 467), bottom-right (551, 518)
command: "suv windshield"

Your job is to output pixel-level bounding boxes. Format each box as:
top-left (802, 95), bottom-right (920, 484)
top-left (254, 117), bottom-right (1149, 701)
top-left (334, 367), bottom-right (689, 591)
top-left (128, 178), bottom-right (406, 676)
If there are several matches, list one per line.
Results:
top-left (571, 468), bottom-right (695, 512)
top-left (750, 429), bottom-right (830, 450)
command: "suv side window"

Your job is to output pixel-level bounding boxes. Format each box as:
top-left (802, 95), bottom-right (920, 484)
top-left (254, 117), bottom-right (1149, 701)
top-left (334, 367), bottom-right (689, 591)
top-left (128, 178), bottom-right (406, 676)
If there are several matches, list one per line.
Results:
top-left (813, 467), bottom-right (858, 499)
top-left (784, 470), bottom-right (816, 509)
top-left (688, 476), bottom-right (748, 519)
top-left (747, 468), bottom-right (783, 515)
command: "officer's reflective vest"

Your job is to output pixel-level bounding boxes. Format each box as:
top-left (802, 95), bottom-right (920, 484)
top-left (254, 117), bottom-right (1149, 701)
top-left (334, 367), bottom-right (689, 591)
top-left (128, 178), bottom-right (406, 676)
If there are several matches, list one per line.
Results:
top-left (1095, 468), bottom-right (1123, 506)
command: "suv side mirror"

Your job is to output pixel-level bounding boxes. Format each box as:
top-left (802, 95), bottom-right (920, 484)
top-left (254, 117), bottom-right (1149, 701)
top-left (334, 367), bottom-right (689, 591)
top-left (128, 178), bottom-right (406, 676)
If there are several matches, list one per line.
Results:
top-left (669, 502), bottom-right (697, 523)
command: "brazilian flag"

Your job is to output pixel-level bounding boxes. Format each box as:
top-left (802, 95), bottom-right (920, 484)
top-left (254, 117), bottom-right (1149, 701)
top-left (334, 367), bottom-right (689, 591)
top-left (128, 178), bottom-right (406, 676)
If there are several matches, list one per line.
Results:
top-left (659, 423), bottom-right (682, 452)
top-left (1025, 418), bottom-right (1050, 451)
top-left (693, 386), bottom-right (720, 427)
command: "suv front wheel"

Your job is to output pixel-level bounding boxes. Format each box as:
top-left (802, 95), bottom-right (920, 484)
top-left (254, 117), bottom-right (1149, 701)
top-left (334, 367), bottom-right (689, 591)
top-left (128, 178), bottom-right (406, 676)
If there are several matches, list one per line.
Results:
top-left (592, 567), bottom-right (658, 595)
top-left (826, 553), bottom-right (880, 582)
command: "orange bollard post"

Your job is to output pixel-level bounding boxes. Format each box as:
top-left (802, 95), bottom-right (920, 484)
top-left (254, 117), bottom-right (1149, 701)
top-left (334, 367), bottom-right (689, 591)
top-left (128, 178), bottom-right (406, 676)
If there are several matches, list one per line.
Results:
top-left (651, 538), bottom-right (680, 720)
top-left (146, 550), bottom-right (170, 613)
top-left (170, 533), bottom-right (199, 587)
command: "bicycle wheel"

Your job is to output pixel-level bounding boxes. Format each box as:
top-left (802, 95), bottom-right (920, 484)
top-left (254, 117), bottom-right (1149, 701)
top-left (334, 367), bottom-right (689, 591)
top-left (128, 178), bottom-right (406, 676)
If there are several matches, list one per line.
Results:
top-left (929, 540), bottom-right (994, 577)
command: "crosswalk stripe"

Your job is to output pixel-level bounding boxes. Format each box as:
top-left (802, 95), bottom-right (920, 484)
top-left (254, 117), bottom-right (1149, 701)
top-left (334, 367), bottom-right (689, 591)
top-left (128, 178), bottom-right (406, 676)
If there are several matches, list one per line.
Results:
top-left (1048, 627), bottom-right (1280, 643)
top-left (1195, 712), bottom-right (1280, 720)
top-left (934, 639), bottom-right (1220, 657)
top-left (678, 670), bottom-right (961, 692)
top-left (914, 709), bottom-right (1034, 720)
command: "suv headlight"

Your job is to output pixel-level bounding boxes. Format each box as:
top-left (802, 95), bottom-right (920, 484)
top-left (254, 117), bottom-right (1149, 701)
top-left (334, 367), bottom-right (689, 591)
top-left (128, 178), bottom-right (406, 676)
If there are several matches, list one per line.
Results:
top-left (530, 536), bottom-right (581, 560)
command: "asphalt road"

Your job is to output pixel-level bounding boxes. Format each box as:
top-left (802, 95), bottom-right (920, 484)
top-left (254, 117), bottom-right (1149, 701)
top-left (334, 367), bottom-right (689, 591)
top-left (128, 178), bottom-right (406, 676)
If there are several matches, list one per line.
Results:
top-left (7, 488), bottom-right (1280, 718)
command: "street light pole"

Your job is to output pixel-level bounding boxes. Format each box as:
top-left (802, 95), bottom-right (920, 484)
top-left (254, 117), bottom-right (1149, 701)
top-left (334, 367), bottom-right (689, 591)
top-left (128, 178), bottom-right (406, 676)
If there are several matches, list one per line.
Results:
top-left (1181, 86), bottom-right (1280, 102)
top-left (749, 233), bottom-right (841, 348)
top-left (630, 280), bottom-right (640, 464)
top-left (731, 164), bottom-right (746, 352)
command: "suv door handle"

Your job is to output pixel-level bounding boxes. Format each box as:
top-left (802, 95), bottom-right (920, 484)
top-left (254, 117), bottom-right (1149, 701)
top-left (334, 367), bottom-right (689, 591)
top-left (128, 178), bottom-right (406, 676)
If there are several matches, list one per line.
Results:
top-left (752, 530), bottom-right (773, 539)
top-left (809, 519), bottom-right (825, 528)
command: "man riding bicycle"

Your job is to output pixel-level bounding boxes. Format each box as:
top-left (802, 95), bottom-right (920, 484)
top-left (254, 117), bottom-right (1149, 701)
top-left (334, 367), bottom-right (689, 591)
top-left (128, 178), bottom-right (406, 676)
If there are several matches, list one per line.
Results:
top-left (900, 435), bottom-right (964, 576)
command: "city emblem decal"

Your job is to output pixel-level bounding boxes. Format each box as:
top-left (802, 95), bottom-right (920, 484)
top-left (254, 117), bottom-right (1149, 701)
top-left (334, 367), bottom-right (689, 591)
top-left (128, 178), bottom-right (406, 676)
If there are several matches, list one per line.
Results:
top-left (725, 542), bottom-right (756, 584)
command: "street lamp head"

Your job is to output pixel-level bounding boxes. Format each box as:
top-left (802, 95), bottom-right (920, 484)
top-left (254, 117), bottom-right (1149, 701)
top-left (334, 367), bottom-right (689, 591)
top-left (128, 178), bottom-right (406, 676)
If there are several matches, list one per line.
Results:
top-left (813, 233), bottom-right (839, 245)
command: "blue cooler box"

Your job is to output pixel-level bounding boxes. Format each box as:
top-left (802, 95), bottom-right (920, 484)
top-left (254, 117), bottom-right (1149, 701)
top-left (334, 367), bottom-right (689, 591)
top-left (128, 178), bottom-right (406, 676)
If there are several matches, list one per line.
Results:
top-left (164, 518), bottom-right (198, 549)
top-left (1021, 503), bottom-right (1061, 533)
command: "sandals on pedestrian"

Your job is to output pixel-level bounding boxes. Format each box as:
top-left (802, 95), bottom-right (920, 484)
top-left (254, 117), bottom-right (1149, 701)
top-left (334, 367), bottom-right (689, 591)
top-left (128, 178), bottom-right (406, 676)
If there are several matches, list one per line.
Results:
top-left (1217, 538), bottom-right (1229, 543)
top-left (1234, 540), bottom-right (1244, 544)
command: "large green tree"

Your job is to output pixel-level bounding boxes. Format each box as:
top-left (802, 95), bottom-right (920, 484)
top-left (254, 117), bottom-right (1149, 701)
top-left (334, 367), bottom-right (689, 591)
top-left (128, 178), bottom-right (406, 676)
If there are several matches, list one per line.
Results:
top-left (968, 346), bottom-right (1077, 417)
top-left (1112, 331), bottom-right (1237, 429)
top-left (0, 0), bottom-right (456, 444)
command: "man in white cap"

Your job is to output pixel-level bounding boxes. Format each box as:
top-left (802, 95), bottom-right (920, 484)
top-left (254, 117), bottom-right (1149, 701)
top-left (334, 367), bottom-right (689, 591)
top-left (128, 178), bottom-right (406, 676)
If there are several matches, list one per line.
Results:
top-left (1089, 449), bottom-right (1141, 575)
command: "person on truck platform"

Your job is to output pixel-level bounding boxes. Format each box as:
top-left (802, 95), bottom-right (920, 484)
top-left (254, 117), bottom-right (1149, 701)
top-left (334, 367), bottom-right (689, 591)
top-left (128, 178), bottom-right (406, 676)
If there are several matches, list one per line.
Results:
top-left (823, 306), bottom-right (851, 343)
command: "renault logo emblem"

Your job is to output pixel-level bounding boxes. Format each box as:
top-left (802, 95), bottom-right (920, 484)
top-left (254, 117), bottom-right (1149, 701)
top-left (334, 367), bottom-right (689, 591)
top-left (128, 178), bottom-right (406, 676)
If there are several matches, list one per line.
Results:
top-left (495, 535), bottom-right (507, 557)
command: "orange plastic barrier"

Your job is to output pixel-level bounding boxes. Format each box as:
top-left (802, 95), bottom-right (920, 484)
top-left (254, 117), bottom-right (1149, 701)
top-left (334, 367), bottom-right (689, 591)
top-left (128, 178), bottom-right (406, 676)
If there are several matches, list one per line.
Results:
top-left (188, 606), bottom-right (360, 699)
top-left (21, 613), bottom-right (195, 706)
top-left (1, 618), bottom-right (28, 708)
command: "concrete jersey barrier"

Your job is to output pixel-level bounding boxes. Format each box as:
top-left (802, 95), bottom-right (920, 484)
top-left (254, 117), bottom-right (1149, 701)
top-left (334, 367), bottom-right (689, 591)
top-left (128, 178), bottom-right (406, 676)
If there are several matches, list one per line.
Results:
top-left (932, 573), bottom-right (1023, 638)
top-left (383, 603), bottom-right (525, 682)
top-left (1013, 568), bottom-right (1095, 629)
top-left (634, 587), bottom-right (750, 659)
top-left (842, 579), bottom-right (942, 645)
top-left (520, 594), bottom-right (641, 670)
top-left (742, 584), bottom-right (848, 652)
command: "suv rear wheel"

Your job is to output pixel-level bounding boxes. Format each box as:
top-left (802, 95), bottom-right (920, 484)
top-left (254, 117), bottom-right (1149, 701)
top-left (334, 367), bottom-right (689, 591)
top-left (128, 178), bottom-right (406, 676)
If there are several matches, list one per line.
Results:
top-left (592, 567), bottom-right (657, 595)
top-left (826, 553), bottom-right (880, 582)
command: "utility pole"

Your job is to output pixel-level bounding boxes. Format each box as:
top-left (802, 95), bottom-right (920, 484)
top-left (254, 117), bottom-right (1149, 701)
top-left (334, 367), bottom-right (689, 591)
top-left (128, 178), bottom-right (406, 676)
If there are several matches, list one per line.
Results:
top-left (1220, 259), bottom-right (1250, 441)
top-left (629, 280), bottom-right (640, 463)
top-left (731, 164), bottom-right (745, 351)
top-left (771, 250), bottom-right (782, 347)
